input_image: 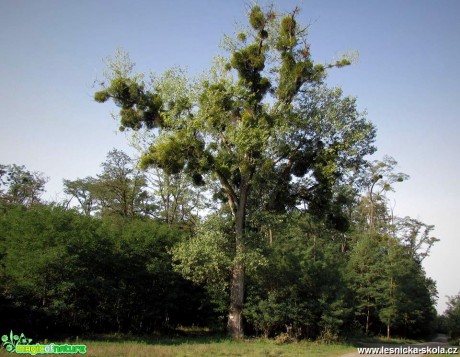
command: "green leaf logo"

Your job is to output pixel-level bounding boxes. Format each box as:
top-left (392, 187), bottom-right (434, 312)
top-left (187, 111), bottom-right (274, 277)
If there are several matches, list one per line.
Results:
top-left (1, 331), bottom-right (32, 353)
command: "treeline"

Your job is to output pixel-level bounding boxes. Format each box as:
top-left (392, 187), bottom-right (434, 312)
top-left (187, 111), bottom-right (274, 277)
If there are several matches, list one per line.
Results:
top-left (0, 204), bottom-right (214, 336)
top-left (0, 153), bottom-right (438, 340)
top-left (0, 157), bottom-right (214, 338)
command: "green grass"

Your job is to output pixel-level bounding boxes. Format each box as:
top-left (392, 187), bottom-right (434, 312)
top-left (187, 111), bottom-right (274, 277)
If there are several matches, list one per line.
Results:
top-left (349, 335), bottom-right (425, 346)
top-left (0, 335), bottom-right (355, 357)
top-left (72, 338), bottom-right (354, 357)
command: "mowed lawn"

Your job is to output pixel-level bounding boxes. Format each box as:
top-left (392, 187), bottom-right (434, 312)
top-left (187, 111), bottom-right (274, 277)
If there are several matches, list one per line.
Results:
top-left (0, 336), bottom-right (355, 357)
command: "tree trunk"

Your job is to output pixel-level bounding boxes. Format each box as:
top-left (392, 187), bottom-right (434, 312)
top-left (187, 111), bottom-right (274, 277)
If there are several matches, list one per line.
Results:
top-left (366, 304), bottom-right (370, 334)
top-left (228, 255), bottom-right (244, 339)
top-left (227, 182), bottom-right (249, 339)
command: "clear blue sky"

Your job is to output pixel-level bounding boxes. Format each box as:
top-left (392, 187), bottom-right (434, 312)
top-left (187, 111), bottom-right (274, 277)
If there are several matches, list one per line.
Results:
top-left (1, 0), bottom-right (459, 313)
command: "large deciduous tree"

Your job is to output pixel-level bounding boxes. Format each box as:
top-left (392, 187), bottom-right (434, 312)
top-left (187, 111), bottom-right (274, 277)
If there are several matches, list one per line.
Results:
top-left (95, 6), bottom-right (375, 338)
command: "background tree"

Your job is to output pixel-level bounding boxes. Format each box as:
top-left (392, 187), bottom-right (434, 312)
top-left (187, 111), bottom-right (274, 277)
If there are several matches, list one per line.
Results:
top-left (445, 293), bottom-right (460, 340)
top-left (64, 149), bottom-right (154, 218)
top-left (96, 149), bottom-right (151, 217)
top-left (63, 177), bottom-right (97, 215)
top-left (0, 164), bottom-right (48, 207)
top-left (128, 115), bottom-right (205, 227)
top-left (346, 233), bottom-right (385, 335)
top-left (347, 157), bottom-right (437, 338)
top-left (395, 216), bottom-right (439, 264)
top-left (245, 212), bottom-right (352, 341)
top-left (358, 156), bottom-right (408, 231)
top-left (145, 168), bottom-right (202, 227)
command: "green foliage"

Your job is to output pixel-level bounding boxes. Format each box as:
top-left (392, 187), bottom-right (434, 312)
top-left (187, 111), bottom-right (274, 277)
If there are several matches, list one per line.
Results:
top-left (445, 293), bottom-right (460, 339)
top-left (244, 213), bottom-right (352, 340)
top-left (0, 204), bottom-right (215, 335)
top-left (249, 6), bottom-right (265, 30)
top-left (144, 168), bottom-right (202, 227)
top-left (245, 291), bottom-right (291, 338)
top-left (346, 234), bottom-right (384, 332)
top-left (63, 176), bottom-right (97, 215)
top-left (171, 216), bottom-right (233, 287)
top-left (0, 149), bottom-right (438, 341)
top-left (396, 216), bottom-right (439, 263)
top-left (0, 164), bottom-right (48, 207)
top-left (94, 90), bottom-right (110, 102)
top-left (94, 77), bottom-right (163, 131)
top-left (346, 230), bottom-right (437, 338)
top-left (358, 156), bottom-right (409, 230)
top-left (140, 134), bottom-right (187, 174)
top-left (0, 204), bottom-right (109, 333)
top-left (64, 149), bottom-right (154, 218)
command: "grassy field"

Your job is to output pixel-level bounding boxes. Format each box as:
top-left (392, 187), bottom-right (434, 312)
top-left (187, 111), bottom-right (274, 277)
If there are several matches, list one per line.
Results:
top-left (3, 333), bottom-right (454, 356)
top-left (0, 335), bottom-right (355, 357)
